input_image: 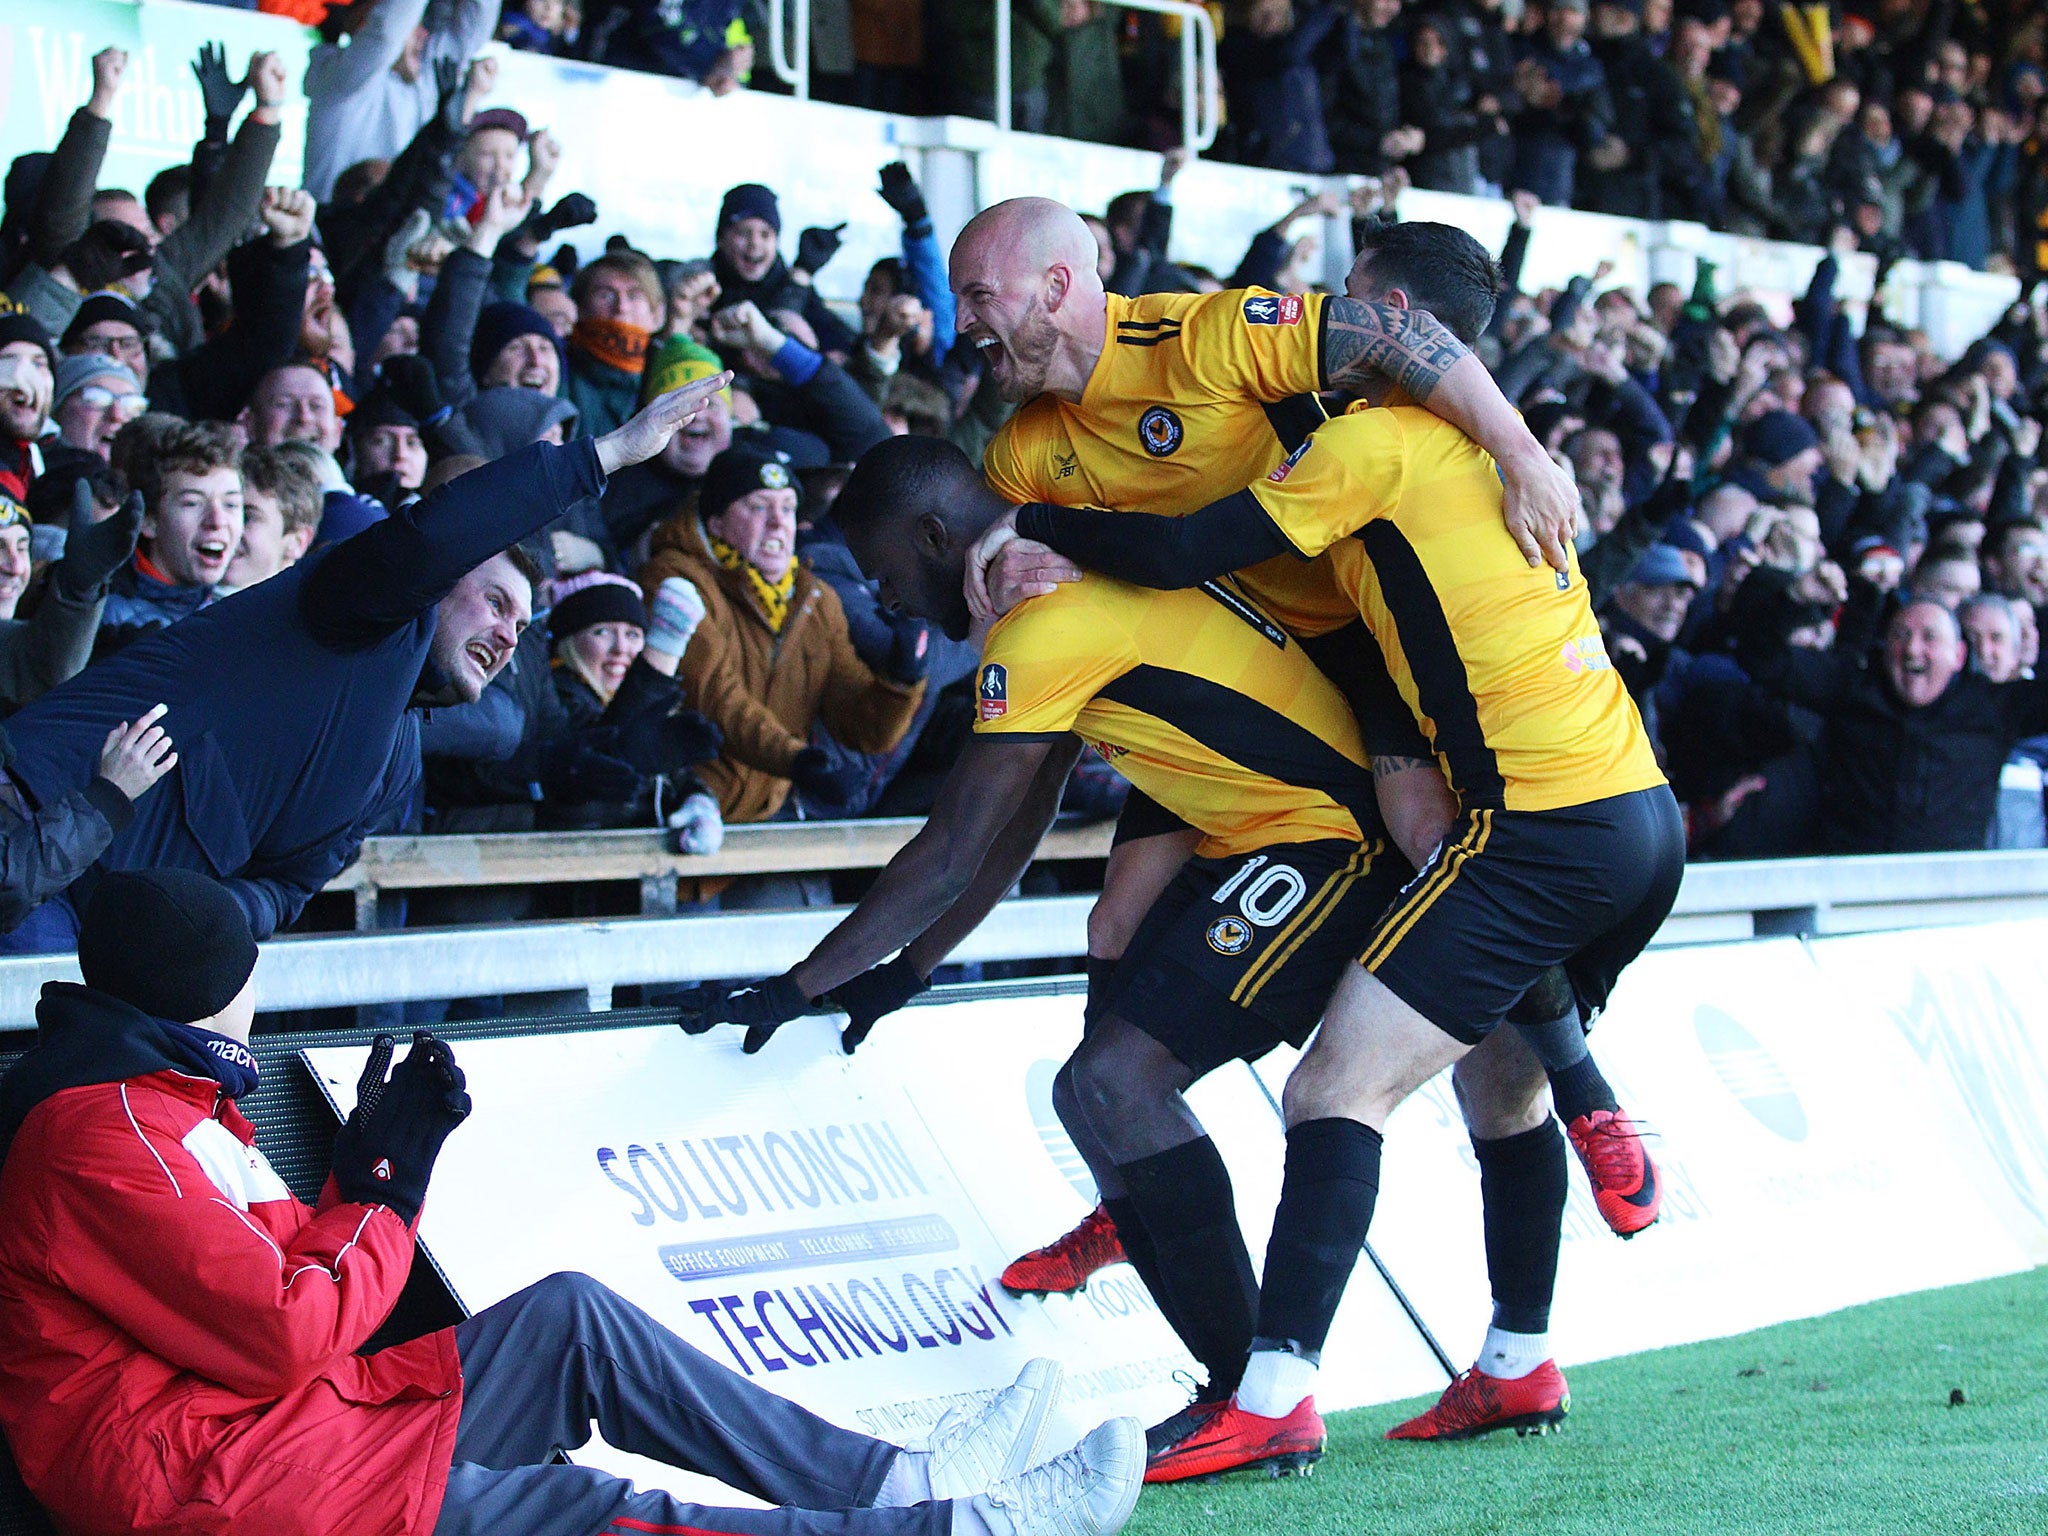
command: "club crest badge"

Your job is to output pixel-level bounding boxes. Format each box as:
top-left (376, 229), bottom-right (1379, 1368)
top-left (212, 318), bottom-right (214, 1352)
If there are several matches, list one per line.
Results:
top-left (1207, 916), bottom-right (1254, 955)
top-left (1139, 406), bottom-right (1184, 458)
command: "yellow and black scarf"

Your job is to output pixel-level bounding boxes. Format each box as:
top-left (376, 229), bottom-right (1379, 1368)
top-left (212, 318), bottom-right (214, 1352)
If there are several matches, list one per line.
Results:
top-left (710, 533), bottom-right (797, 635)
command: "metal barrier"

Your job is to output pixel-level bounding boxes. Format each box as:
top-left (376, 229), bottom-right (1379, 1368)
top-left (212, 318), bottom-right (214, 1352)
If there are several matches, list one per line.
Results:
top-left (324, 817), bottom-right (1115, 929)
top-left (5, 849), bottom-right (2047, 1029)
top-left (766, 0), bottom-right (812, 99)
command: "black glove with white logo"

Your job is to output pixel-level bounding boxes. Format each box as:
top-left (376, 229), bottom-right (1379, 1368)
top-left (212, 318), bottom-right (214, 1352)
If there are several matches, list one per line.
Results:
top-left (826, 956), bottom-right (929, 1054)
top-left (331, 1033), bottom-right (472, 1225)
top-left (674, 973), bottom-right (825, 1053)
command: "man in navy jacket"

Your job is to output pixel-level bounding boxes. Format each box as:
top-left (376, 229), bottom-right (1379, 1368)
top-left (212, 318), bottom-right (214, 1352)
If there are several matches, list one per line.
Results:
top-left (0, 372), bottom-right (730, 950)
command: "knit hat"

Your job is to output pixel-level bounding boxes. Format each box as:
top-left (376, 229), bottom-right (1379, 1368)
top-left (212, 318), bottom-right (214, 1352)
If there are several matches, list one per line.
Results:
top-left (0, 493), bottom-right (27, 531)
top-left (0, 297), bottom-right (54, 373)
top-left (78, 869), bottom-right (260, 1024)
top-left (1625, 544), bottom-right (1702, 589)
top-left (454, 386), bottom-right (580, 460)
top-left (1741, 410), bottom-right (1820, 469)
top-left (469, 107), bottom-right (530, 141)
top-left (549, 571), bottom-right (648, 644)
top-left (642, 334), bottom-right (729, 405)
top-left (1660, 519), bottom-right (1713, 560)
top-left (347, 386), bottom-right (420, 434)
top-left (60, 291), bottom-right (143, 350)
top-left (700, 443), bottom-right (799, 524)
top-left (52, 353), bottom-right (138, 409)
top-left (718, 183), bottom-right (781, 233)
top-left (469, 301), bottom-right (560, 385)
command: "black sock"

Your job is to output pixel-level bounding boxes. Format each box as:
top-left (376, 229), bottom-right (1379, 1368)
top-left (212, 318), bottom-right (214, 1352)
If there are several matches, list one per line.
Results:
top-left (1101, 1195), bottom-right (1196, 1348)
top-left (1253, 1118), bottom-right (1382, 1355)
top-left (1474, 1119), bottom-right (1567, 1335)
top-left (1117, 1139), bottom-right (1258, 1394)
top-left (1547, 1055), bottom-right (1619, 1124)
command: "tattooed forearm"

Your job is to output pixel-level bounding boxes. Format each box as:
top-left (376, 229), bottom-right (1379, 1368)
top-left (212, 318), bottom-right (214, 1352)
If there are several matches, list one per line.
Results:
top-left (1372, 755), bottom-right (1435, 778)
top-left (1320, 298), bottom-right (1471, 401)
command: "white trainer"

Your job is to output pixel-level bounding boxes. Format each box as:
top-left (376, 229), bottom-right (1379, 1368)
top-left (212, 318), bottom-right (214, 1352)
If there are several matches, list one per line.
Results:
top-left (928, 1357), bottom-right (1065, 1501)
top-left (965, 1417), bottom-right (1145, 1536)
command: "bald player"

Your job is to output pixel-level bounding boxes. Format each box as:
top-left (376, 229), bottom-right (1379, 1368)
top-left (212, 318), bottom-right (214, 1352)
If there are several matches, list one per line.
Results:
top-left (919, 196), bottom-right (1584, 1299)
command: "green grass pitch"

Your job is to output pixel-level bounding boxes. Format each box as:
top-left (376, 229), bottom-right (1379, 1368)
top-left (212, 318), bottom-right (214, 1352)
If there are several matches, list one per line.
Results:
top-left (1126, 1267), bottom-right (2048, 1536)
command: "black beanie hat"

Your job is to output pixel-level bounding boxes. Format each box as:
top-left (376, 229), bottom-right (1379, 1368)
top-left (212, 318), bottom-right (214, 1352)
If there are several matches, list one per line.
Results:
top-left (0, 299), bottom-right (54, 374)
top-left (78, 869), bottom-right (260, 1024)
top-left (61, 291), bottom-right (143, 350)
top-left (718, 183), bottom-right (782, 233)
top-left (549, 573), bottom-right (649, 645)
top-left (699, 444), bottom-right (799, 525)
top-left (469, 301), bottom-right (559, 385)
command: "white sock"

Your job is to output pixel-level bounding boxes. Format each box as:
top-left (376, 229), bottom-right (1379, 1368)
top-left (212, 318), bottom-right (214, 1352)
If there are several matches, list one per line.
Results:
top-left (876, 1448), bottom-right (933, 1507)
top-left (1235, 1347), bottom-right (1319, 1418)
top-left (1477, 1326), bottom-right (1550, 1380)
top-left (953, 1495), bottom-right (1008, 1536)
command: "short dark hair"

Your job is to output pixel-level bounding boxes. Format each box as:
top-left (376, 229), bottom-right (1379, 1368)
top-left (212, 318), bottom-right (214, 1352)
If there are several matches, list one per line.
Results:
top-left (145, 165), bottom-right (191, 227)
top-left (504, 538), bottom-right (547, 595)
top-left (1349, 221), bottom-right (1501, 346)
top-left (136, 421), bottom-right (241, 513)
top-left (239, 444), bottom-right (326, 538)
top-left (836, 434), bottom-right (979, 540)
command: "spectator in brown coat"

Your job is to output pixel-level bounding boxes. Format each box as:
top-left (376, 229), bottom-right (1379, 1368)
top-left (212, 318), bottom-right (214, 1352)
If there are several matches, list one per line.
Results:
top-left (636, 443), bottom-right (926, 828)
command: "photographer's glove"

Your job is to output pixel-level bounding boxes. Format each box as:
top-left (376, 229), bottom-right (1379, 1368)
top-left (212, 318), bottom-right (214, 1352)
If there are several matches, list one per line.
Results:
top-left (675, 973), bottom-right (825, 1053)
top-left (826, 956), bottom-right (929, 1054)
top-left (330, 1033), bottom-right (472, 1224)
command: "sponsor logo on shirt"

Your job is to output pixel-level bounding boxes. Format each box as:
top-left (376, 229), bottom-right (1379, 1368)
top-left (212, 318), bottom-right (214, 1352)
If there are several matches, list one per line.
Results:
top-left (1207, 915), bottom-right (1254, 955)
top-left (1089, 738), bottom-right (1128, 762)
top-left (1268, 441), bottom-right (1312, 483)
top-left (1559, 634), bottom-right (1613, 674)
top-left (1243, 294), bottom-right (1305, 326)
top-left (1138, 406), bottom-right (1184, 458)
top-left (1052, 449), bottom-right (1079, 481)
top-left (978, 663), bottom-right (1009, 720)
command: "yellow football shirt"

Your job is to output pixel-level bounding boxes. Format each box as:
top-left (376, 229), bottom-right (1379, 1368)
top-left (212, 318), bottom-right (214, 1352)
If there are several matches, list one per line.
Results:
top-left (1250, 404), bottom-right (1667, 813)
top-left (972, 573), bottom-right (1375, 856)
top-left (983, 288), bottom-right (1357, 638)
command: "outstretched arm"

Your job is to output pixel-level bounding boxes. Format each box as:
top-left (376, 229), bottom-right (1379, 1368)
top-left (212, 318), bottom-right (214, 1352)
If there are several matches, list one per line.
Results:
top-left (788, 732), bottom-right (1065, 998)
top-left (1319, 296), bottom-right (1577, 570)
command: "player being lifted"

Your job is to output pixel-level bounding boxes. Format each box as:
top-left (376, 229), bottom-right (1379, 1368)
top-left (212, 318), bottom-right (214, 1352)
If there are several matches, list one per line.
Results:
top-left (676, 428), bottom-right (1418, 1446)
top-left (972, 220), bottom-right (1685, 1476)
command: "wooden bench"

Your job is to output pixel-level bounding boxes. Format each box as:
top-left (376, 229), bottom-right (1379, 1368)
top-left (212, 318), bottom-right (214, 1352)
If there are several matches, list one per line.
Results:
top-left (323, 817), bottom-right (1116, 929)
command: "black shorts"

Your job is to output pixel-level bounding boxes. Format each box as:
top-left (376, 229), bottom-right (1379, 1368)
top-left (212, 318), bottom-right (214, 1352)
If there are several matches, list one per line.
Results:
top-left (1104, 836), bottom-right (1412, 1076)
top-left (1360, 785), bottom-right (1685, 1045)
top-left (1111, 787), bottom-right (1193, 848)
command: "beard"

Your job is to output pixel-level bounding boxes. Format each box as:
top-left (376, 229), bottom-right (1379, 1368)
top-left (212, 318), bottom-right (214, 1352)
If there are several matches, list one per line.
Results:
top-left (992, 300), bottom-right (1061, 403)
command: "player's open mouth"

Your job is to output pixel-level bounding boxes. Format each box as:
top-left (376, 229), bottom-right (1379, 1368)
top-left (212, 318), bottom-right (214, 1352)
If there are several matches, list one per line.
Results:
top-left (975, 335), bottom-right (1006, 370)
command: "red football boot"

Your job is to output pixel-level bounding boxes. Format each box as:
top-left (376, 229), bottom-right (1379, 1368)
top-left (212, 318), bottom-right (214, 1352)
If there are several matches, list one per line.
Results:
top-left (1385, 1362), bottom-right (1570, 1441)
top-left (1566, 1108), bottom-right (1662, 1237)
top-left (1144, 1397), bottom-right (1325, 1482)
top-left (1000, 1203), bottom-right (1126, 1295)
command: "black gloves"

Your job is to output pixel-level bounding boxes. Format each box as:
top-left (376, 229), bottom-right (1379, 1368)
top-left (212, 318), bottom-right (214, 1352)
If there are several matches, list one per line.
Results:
top-left (877, 162), bottom-right (929, 231)
top-left (610, 695), bottom-right (725, 774)
top-left (53, 486), bottom-right (142, 602)
top-left (532, 193), bottom-right (598, 239)
top-left (545, 737), bottom-right (646, 803)
top-left (789, 745), bottom-right (867, 808)
top-left (884, 617), bottom-right (932, 685)
top-left (675, 973), bottom-right (823, 1053)
top-left (827, 957), bottom-right (929, 1054)
top-left (191, 43), bottom-right (247, 137)
top-left (795, 223), bottom-right (847, 279)
top-left (378, 353), bottom-right (445, 426)
top-left (330, 1033), bottom-right (472, 1225)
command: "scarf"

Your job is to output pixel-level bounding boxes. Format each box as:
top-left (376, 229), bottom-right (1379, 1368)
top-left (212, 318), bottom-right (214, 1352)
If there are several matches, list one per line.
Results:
top-left (710, 531), bottom-right (796, 634)
top-left (571, 315), bottom-right (652, 377)
top-left (165, 1020), bottom-right (262, 1100)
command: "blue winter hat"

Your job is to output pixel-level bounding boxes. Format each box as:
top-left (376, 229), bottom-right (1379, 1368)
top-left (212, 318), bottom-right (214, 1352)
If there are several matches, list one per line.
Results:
top-left (469, 301), bottom-right (560, 386)
top-left (719, 183), bottom-right (782, 234)
top-left (1741, 410), bottom-right (1819, 469)
top-left (1626, 544), bottom-right (1702, 589)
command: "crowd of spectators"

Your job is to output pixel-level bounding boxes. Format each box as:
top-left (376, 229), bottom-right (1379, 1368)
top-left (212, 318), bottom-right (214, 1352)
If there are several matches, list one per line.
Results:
top-left (0, 3), bottom-right (2046, 957)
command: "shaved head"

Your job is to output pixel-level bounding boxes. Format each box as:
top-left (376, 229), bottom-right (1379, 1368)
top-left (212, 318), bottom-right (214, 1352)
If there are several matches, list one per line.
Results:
top-left (951, 198), bottom-right (1109, 403)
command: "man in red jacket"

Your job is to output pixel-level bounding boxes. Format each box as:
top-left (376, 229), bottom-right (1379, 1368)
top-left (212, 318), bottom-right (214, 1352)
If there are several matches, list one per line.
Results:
top-left (0, 869), bottom-right (1145, 1536)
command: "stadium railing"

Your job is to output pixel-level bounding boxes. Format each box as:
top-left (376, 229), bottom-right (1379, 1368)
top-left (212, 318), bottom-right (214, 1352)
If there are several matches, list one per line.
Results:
top-left (321, 816), bottom-right (1116, 929)
top-left (2, 849), bottom-right (2046, 1029)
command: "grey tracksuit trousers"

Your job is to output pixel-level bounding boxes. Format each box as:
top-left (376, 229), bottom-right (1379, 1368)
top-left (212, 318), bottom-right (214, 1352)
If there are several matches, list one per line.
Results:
top-left (433, 1272), bottom-right (952, 1536)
